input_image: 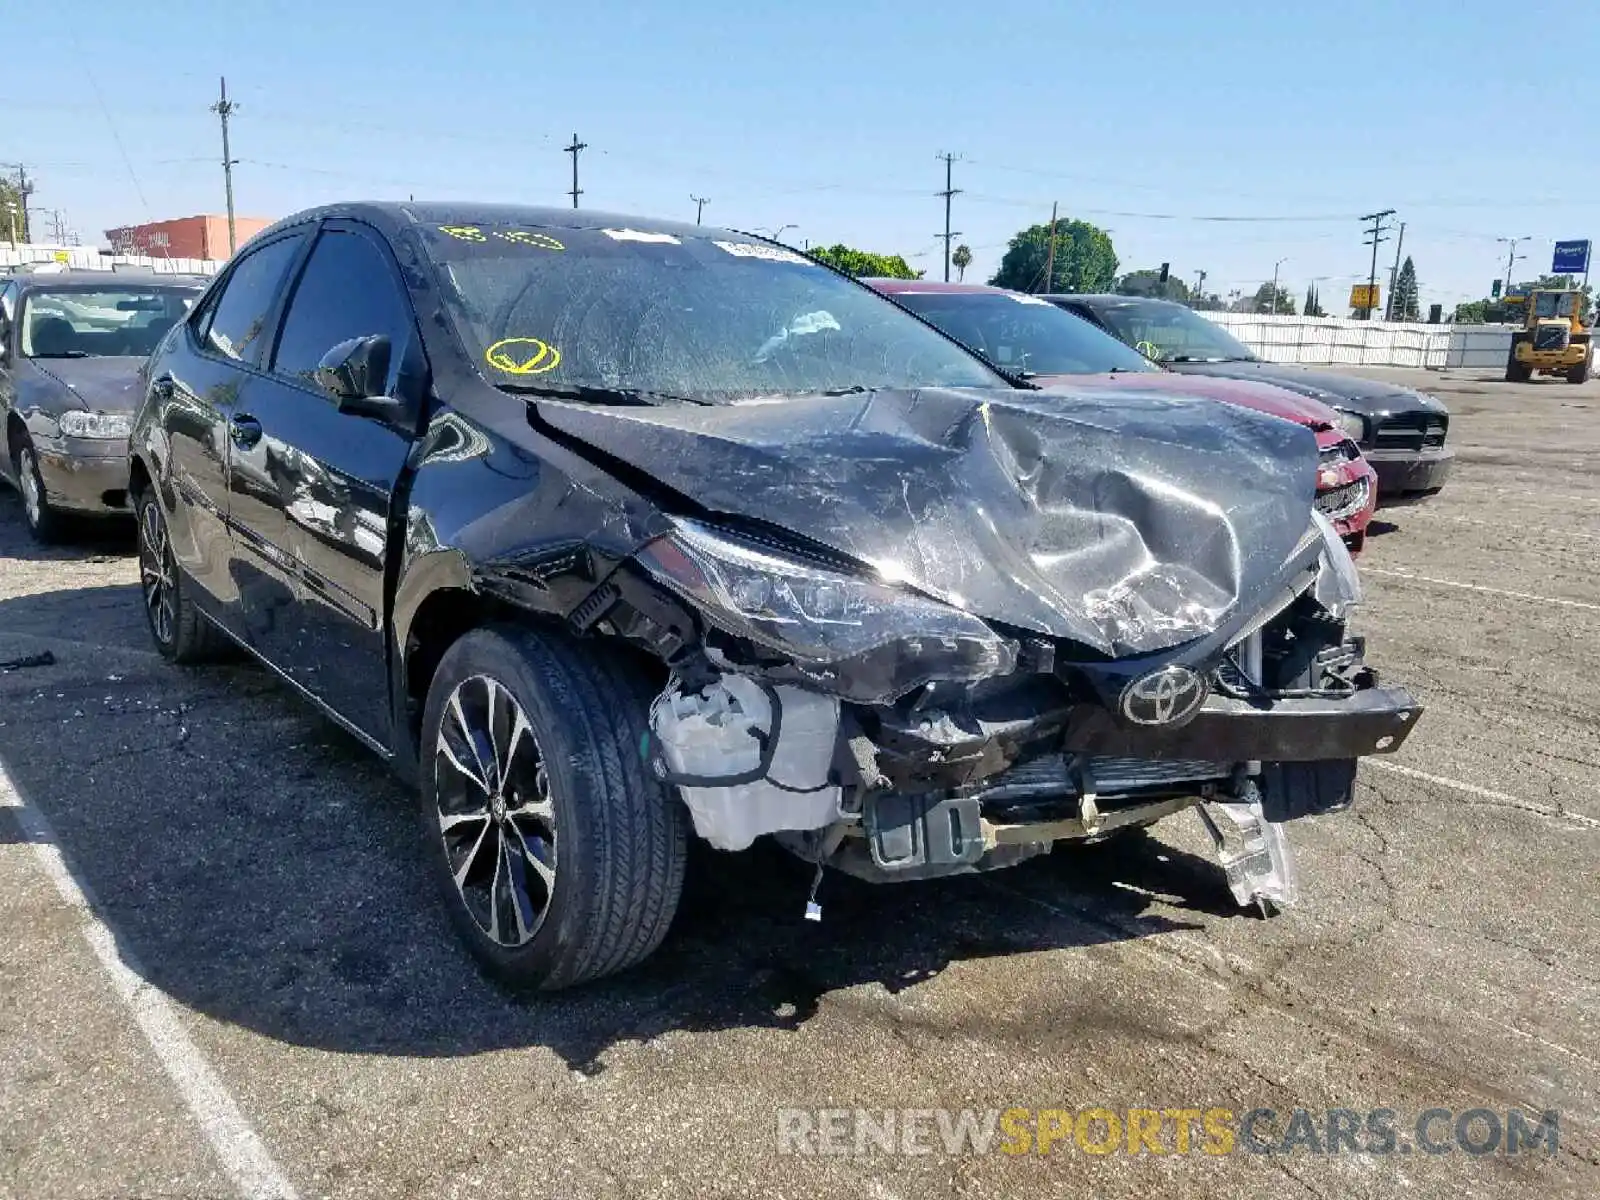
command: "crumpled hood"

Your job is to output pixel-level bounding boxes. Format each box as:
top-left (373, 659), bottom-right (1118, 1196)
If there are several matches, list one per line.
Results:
top-left (537, 386), bottom-right (1319, 657)
top-left (1166, 360), bottom-right (1449, 419)
top-left (1032, 370), bottom-right (1339, 430)
top-left (28, 357), bottom-right (146, 413)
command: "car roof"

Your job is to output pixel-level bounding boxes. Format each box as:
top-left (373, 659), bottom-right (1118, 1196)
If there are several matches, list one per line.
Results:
top-left (863, 278), bottom-right (1018, 296)
top-left (13, 269), bottom-right (206, 291)
top-left (1041, 294), bottom-right (1178, 309)
top-left (254, 201), bottom-right (758, 246)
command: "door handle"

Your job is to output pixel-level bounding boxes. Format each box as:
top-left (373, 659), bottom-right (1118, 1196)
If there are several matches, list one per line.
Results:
top-left (230, 413), bottom-right (263, 450)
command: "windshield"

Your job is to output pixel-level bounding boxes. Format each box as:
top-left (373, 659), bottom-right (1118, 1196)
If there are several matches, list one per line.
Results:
top-left (1085, 299), bottom-right (1258, 364)
top-left (420, 223), bottom-right (1007, 400)
top-left (1533, 292), bottom-right (1576, 319)
top-left (20, 287), bottom-right (199, 359)
top-left (890, 290), bottom-right (1157, 376)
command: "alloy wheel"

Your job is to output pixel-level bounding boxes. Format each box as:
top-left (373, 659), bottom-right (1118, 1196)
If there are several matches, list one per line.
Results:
top-left (137, 499), bottom-right (177, 646)
top-left (17, 448), bottom-right (42, 528)
top-left (433, 674), bottom-right (558, 947)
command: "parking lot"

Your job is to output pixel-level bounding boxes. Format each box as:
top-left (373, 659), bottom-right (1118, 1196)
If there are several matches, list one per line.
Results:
top-left (1, 366), bottom-right (1597, 1199)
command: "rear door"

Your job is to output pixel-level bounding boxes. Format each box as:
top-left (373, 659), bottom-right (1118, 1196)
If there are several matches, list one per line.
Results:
top-left (157, 230), bottom-right (310, 625)
top-left (232, 220), bottom-right (421, 744)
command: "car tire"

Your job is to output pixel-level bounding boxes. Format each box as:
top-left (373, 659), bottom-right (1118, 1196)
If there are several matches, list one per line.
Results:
top-left (419, 624), bottom-right (688, 991)
top-left (133, 486), bottom-right (232, 663)
top-left (11, 436), bottom-right (65, 544)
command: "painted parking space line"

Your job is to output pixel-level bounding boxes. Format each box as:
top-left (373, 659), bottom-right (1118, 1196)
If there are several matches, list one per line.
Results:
top-left (1362, 567), bottom-right (1600, 612)
top-left (0, 761), bottom-right (299, 1200)
top-left (1364, 758), bottom-right (1600, 830)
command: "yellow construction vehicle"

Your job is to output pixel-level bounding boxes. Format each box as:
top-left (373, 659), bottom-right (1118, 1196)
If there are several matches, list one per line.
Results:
top-left (1504, 288), bottom-right (1592, 383)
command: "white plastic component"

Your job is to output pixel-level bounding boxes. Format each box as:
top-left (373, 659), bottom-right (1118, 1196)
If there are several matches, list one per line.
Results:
top-left (649, 675), bottom-right (842, 851)
top-left (1199, 797), bottom-right (1300, 910)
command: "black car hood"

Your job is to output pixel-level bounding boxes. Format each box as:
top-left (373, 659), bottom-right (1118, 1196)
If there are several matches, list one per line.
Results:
top-left (28, 356), bottom-right (146, 413)
top-left (537, 386), bottom-right (1319, 657)
top-left (1166, 360), bottom-right (1448, 419)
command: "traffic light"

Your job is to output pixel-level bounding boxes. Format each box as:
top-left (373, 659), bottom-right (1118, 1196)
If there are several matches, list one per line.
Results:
top-left (1158, 262), bottom-right (1170, 284)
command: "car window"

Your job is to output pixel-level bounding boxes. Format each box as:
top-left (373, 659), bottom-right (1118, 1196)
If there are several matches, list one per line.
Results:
top-left (891, 291), bottom-right (1157, 376)
top-left (272, 229), bottom-right (412, 396)
top-left (0, 282), bottom-right (16, 321)
top-left (203, 234), bottom-right (307, 367)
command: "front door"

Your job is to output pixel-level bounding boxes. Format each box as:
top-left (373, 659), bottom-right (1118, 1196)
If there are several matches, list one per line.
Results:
top-left (230, 221), bottom-right (420, 745)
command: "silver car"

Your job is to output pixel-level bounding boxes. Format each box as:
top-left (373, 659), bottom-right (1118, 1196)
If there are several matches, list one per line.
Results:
top-left (0, 270), bottom-right (205, 541)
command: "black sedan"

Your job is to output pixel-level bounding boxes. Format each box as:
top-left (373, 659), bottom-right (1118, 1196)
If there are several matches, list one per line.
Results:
top-left (1048, 294), bottom-right (1454, 502)
top-left (0, 270), bottom-right (204, 540)
top-left (125, 202), bottom-right (1420, 989)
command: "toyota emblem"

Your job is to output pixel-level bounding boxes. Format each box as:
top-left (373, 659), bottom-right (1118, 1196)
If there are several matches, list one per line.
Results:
top-left (1119, 665), bottom-right (1209, 726)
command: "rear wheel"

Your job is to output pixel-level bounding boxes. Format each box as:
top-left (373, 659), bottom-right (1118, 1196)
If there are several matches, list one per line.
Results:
top-left (134, 486), bottom-right (231, 663)
top-left (420, 625), bottom-right (688, 991)
top-left (12, 437), bottom-right (64, 543)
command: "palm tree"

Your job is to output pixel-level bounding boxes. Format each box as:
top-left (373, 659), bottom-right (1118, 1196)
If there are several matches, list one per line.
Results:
top-left (951, 243), bottom-right (972, 282)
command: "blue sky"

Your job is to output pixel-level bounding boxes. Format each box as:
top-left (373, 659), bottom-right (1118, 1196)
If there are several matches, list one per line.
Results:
top-left (9, 0), bottom-right (1596, 310)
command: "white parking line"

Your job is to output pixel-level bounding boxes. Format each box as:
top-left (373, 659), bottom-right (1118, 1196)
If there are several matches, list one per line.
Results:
top-left (1364, 759), bottom-right (1600, 830)
top-left (1362, 567), bottom-right (1600, 612)
top-left (0, 762), bottom-right (299, 1200)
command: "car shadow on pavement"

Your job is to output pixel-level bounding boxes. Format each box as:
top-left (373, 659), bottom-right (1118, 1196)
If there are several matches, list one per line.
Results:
top-left (0, 489), bottom-right (135, 562)
top-left (0, 581), bottom-right (1237, 1075)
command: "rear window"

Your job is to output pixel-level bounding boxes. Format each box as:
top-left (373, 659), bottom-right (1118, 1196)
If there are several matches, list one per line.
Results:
top-left (891, 291), bottom-right (1157, 376)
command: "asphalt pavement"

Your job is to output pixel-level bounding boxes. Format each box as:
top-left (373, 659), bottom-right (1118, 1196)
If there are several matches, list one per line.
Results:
top-left (0, 366), bottom-right (1596, 1199)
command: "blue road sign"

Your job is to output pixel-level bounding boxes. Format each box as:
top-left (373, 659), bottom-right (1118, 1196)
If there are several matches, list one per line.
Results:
top-left (1552, 240), bottom-right (1590, 274)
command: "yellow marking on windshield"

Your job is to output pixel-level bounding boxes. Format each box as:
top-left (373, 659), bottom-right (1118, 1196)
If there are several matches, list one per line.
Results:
top-left (495, 230), bottom-right (564, 250)
top-left (439, 225), bottom-right (488, 242)
top-left (485, 337), bottom-right (562, 375)
top-left (1135, 340), bottom-right (1160, 358)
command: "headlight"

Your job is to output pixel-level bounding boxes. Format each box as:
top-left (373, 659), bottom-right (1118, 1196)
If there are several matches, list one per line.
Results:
top-left (637, 518), bottom-right (1017, 704)
top-left (57, 411), bottom-right (132, 440)
top-left (1332, 410), bottom-right (1366, 443)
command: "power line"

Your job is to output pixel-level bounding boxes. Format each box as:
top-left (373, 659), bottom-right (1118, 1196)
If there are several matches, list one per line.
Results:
top-left (936, 152), bottom-right (962, 282)
top-left (564, 134), bottom-right (588, 210)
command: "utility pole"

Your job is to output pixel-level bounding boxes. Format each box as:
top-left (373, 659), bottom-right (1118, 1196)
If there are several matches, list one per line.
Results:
top-left (1041, 201), bottom-right (1059, 294)
top-left (1271, 257), bottom-right (1288, 314)
top-left (1361, 209), bottom-right (1396, 319)
top-left (1385, 222), bottom-right (1407, 320)
top-left (210, 77), bottom-right (239, 255)
top-left (935, 152), bottom-right (962, 282)
top-left (564, 134), bottom-right (587, 210)
top-left (1497, 236), bottom-right (1528, 296)
top-left (691, 195), bottom-right (709, 225)
top-left (1193, 268), bottom-right (1207, 300)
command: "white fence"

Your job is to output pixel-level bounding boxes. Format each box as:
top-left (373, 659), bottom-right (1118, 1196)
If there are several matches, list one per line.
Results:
top-left (1203, 312), bottom-right (1514, 371)
top-left (2, 243), bottom-right (222, 276)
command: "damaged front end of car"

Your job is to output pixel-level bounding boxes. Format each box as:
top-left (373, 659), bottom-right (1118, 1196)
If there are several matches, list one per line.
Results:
top-left (584, 508), bottom-right (1416, 917)
top-left (529, 387), bottom-right (1422, 915)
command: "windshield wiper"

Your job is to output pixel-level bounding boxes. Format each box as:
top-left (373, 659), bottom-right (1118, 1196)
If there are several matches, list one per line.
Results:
top-left (1166, 354), bottom-right (1254, 364)
top-left (496, 382), bottom-right (707, 406)
top-left (30, 350), bottom-right (90, 359)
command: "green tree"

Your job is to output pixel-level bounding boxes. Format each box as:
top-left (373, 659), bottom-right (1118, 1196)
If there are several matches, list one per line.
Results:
top-left (1392, 257), bottom-right (1420, 320)
top-left (807, 243), bottom-right (921, 279)
top-left (1189, 292), bottom-right (1225, 311)
top-left (950, 243), bottom-right (972, 282)
top-left (1248, 282), bottom-right (1296, 315)
top-left (0, 178), bottom-right (27, 243)
top-left (1116, 268), bottom-right (1190, 302)
top-left (988, 219), bottom-right (1117, 294)
top-left (1303, 284), bottom-right (1326, 317)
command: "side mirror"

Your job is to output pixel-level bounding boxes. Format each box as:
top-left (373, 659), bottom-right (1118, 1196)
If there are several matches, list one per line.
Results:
top-left (314, 335), bottom-right (401, 418)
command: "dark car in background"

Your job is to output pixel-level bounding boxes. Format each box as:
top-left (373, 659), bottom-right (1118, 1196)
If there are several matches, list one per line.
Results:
top-left (1049, 294), bottom-right (1454, 503)
top-left (0, 270), bottom-right (206, 540)
top-left (126, 202), bottom-right (1420, 990)
top-left (866, 279), bottom-right (1378, 552)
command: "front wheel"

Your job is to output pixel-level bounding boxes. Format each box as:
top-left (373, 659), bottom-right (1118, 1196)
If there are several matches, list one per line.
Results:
top-left (420, 625), bottom-right (688, 991)
top-left (1569, 350), bottom-right (1592, 384)
top-left (13, 438), bottom-right (64, 543)
top-left (1505, 350), bottom-right (1532, 383)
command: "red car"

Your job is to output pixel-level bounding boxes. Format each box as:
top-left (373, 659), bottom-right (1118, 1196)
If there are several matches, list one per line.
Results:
top-left (865, 280), bottom-right (1378, 553)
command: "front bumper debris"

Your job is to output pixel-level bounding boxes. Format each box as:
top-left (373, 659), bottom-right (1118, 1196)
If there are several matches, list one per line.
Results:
top-left (1367, 448), bottom-right (1453, 500)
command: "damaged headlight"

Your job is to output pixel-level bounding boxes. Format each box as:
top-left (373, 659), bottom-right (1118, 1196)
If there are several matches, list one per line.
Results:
top-left (1331, 409), bottom-right (1367, 444)
top-left (57, 411), bottom-right (132, 440)
top-left (637, 518), bottom-right (1017, 703)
